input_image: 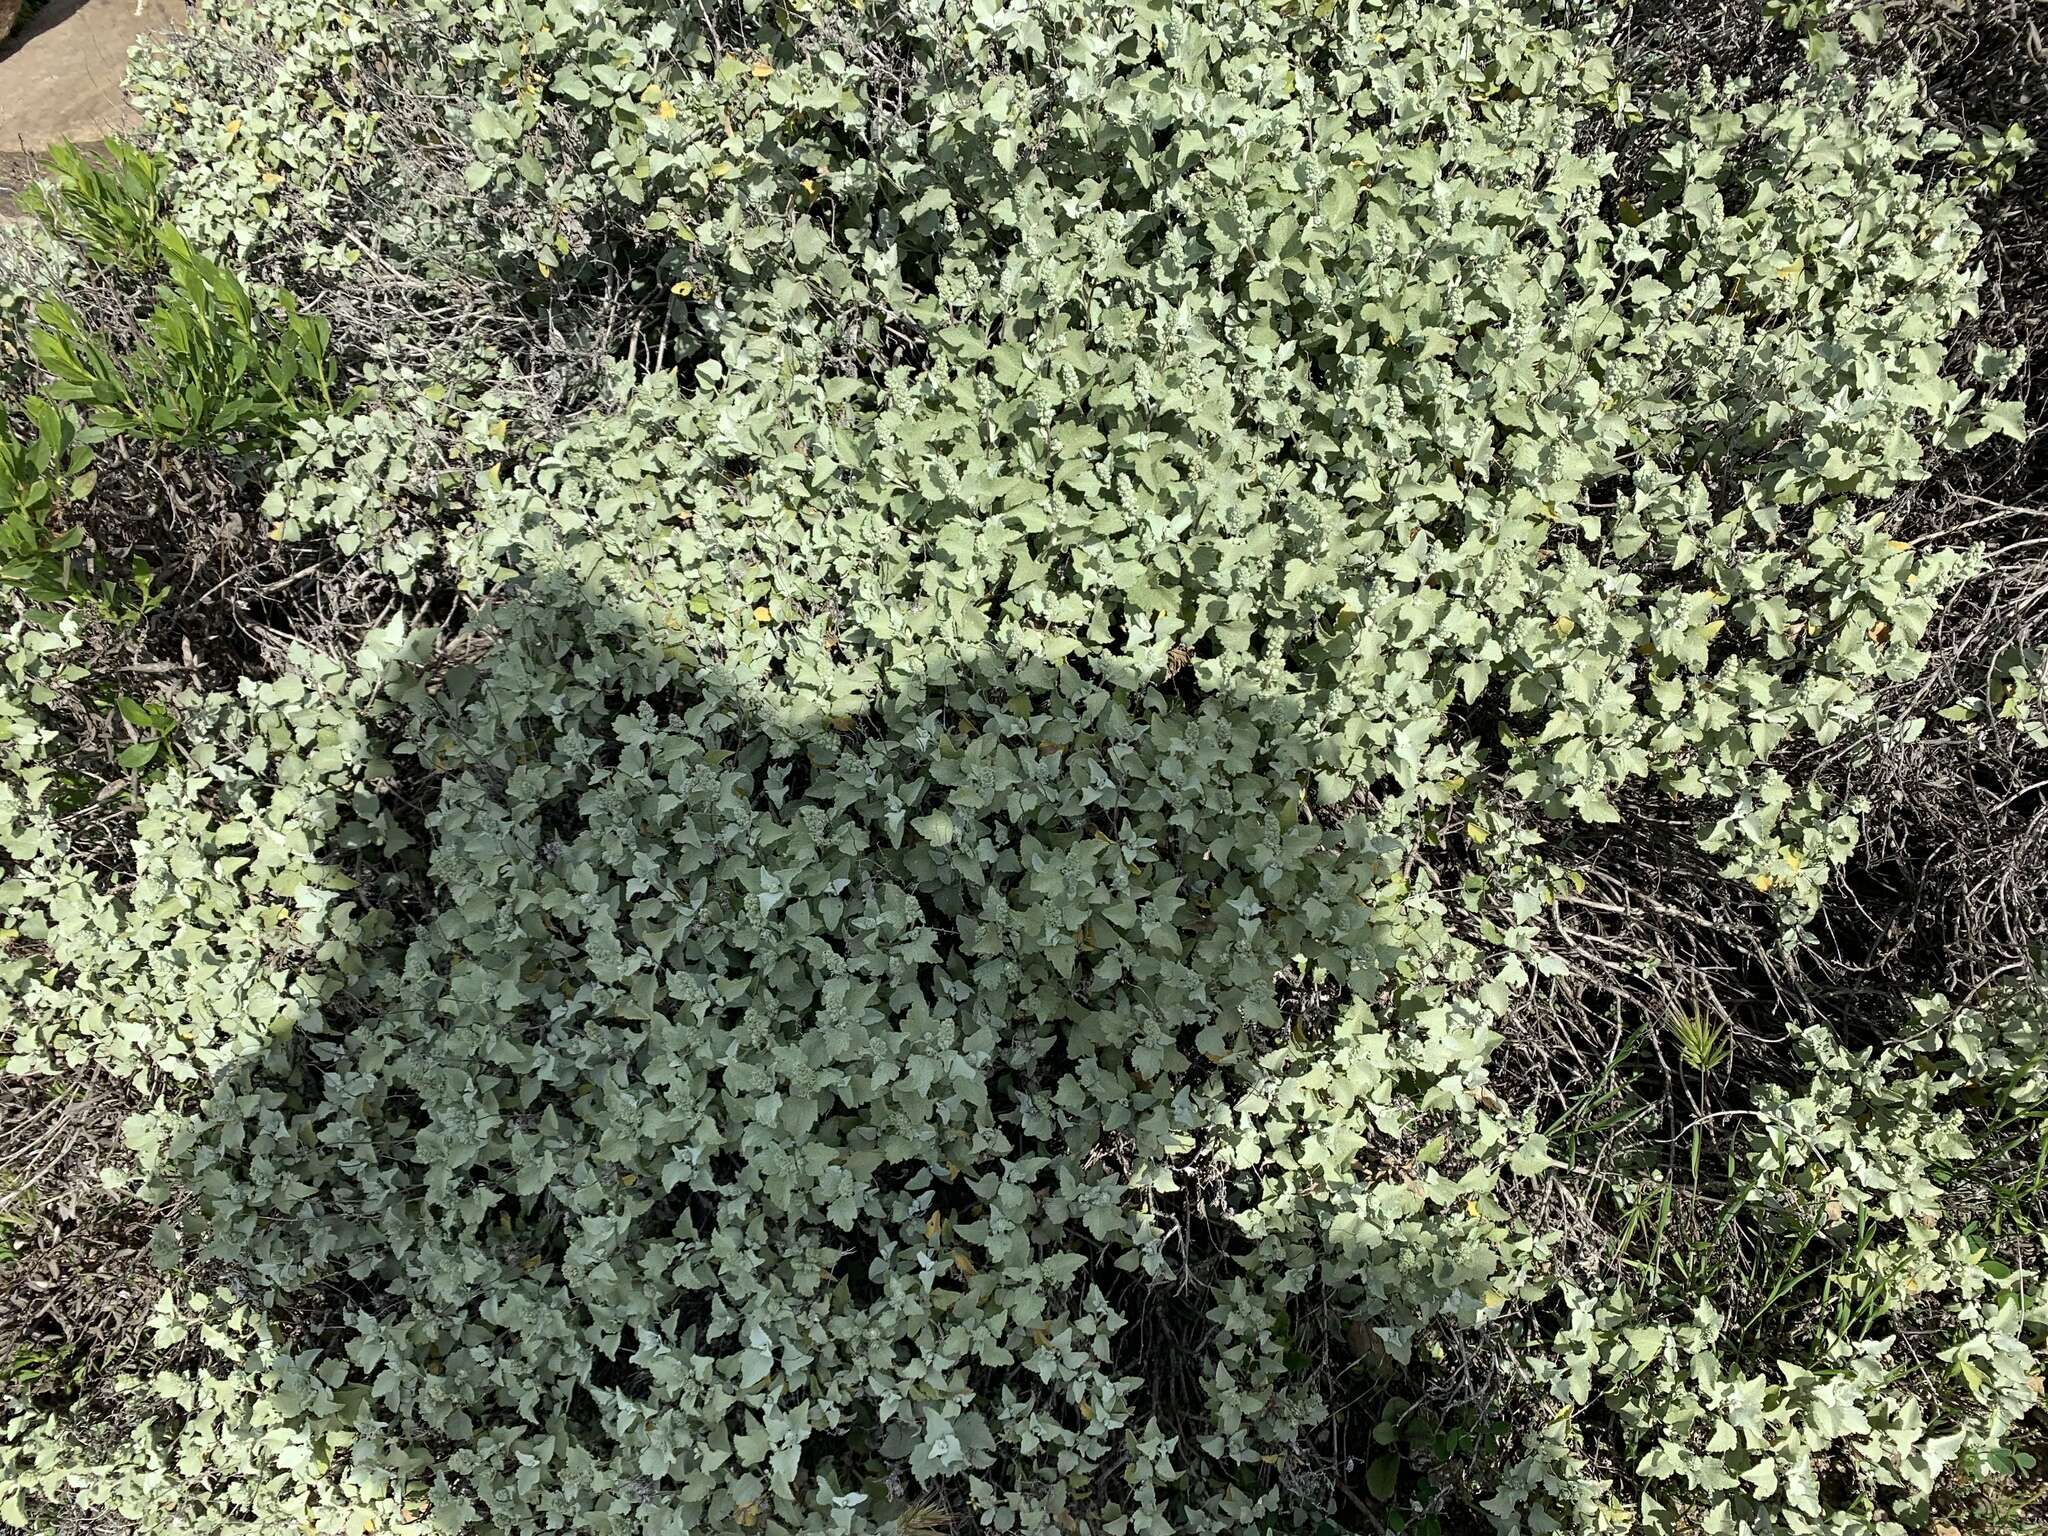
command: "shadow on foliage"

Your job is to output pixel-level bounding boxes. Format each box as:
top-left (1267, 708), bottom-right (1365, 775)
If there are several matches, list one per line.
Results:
top-left (111, 564), bottom-right (1511, 1535)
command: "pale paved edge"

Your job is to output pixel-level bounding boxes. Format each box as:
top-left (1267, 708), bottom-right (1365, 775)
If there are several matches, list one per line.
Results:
top-left (0, 0), bottom-right (189, 156)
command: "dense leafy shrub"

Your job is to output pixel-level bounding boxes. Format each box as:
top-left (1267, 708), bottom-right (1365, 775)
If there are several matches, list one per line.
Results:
top-left (2, 2), bottom-right (2043, 1534)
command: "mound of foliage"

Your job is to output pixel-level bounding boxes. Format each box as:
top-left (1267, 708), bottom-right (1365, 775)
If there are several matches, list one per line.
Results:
top-left (2, 1), bottom-right (2044, 1534)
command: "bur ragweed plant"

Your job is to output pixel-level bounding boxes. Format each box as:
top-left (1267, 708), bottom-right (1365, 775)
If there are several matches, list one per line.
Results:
top-left (0, 2), bottom-right (2041, 1535)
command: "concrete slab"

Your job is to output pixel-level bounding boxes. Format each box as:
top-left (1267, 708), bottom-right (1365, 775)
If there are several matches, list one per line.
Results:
top-left (0, 0), bottom-right (187, 157)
